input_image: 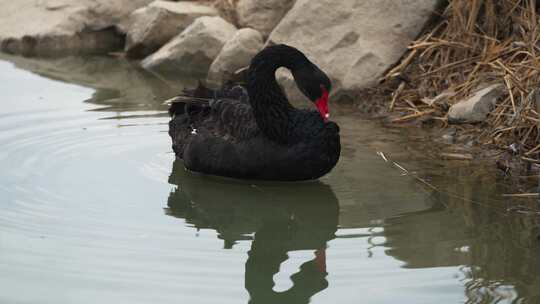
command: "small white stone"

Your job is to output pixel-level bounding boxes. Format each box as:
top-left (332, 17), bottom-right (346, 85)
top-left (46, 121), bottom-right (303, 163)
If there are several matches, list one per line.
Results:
top-left (448, 84), bottom-right (505, 123)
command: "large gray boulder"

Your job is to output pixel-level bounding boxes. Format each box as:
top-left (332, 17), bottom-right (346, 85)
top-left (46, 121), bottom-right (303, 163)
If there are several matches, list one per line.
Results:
top-left (268, 0), bottom-right (439, 102)
top-left (448, 84), bottom-right (505, 124)
top-left (141, 16), bottom-right (237, 76)
top-left (0, 0), bottom-right (152, 57)
top-left (207, 28), bottom-right (263, 85)
top-left (236, 0), bottom-right (295, 37)
top-left (125, 1), bottom-right (218, 58)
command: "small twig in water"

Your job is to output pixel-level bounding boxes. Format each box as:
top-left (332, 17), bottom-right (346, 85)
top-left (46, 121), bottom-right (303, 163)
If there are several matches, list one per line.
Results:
top-left (502, 193), bottom-right (540, 198)
top-left (376, 151), bottom-right (389, 162)
top-left (391, 110), bottom-right (436, 123)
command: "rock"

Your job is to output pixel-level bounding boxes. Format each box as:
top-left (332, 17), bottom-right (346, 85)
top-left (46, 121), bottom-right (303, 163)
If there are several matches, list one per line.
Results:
top-left (267, 0), bottom-right (439, 102)
top-left (125, 1), bottom-right (218, 58)
top-left (236, 0), bottom-right (295, 37)
top-left (448, 84), bottom-right (505, 124)
top-left (142, 16), bottom-right (237, 76)
top-left (207, 28), bottom-right (263, 85)
top-left (93, 0), bottom-right (155, 29)
top-left (0, 0), bottom-right (152, 57)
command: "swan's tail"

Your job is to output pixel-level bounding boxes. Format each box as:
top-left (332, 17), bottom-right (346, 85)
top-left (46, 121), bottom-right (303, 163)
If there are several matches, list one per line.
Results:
top-left (164, 81), bottom-right (213, 117)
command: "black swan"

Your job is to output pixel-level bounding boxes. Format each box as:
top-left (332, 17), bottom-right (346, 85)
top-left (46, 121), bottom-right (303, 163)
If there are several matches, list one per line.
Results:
top-left (167, 44), bottom-right (340, 181)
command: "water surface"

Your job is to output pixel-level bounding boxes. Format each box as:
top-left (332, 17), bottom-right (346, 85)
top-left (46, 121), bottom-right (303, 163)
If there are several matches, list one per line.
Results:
top-left (1, 55), bottom-right (539, 304)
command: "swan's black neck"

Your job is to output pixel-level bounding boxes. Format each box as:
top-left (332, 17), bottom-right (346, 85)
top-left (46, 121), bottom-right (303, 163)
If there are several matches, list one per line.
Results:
top-left (247, 45), bottom-right (308, 144)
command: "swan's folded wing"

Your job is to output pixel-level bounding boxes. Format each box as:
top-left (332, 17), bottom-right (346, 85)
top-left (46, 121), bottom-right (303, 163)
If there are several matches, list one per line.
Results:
top-left (209, 99), bottom-right (259, 141)
top-left (167, 81), bottom-right (257, 142)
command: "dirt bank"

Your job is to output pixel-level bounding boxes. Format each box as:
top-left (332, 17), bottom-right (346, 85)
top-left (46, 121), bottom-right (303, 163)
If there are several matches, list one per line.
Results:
top-left (374, 0), bottom-right (540, 176)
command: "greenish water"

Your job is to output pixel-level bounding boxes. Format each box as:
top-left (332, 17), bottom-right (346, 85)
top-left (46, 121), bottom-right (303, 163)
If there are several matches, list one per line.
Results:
top-left (0, 55), bottom-right (539, 304)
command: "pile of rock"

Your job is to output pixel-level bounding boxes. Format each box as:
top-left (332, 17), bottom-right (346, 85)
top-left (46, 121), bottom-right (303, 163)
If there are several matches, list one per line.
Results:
top-left (0, 0), bottom-right (441, 101)
top-left (131, 0), bottom-right (289, 82)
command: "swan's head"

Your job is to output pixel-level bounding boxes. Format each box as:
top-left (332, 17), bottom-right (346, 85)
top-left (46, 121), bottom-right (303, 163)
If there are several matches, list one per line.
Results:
top-left (292, 62), bottom-right (332, 121)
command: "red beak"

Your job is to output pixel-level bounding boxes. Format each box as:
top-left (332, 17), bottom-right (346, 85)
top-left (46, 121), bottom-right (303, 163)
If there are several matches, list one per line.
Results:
top-left (315, 87), bottom-right (330, 121)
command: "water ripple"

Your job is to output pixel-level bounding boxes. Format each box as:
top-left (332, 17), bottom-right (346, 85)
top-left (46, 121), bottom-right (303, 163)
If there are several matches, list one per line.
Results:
top-left (1, 57), bottom-right (538, 304)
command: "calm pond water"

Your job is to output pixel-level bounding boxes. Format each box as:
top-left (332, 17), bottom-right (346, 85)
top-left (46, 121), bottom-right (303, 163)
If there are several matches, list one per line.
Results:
top-left (1, 54), bottom-right (540, 304)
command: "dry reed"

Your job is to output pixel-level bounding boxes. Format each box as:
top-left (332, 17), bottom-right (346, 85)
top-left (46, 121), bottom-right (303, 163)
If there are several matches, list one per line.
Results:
top-left (384, 0), bottom-right (540, 162)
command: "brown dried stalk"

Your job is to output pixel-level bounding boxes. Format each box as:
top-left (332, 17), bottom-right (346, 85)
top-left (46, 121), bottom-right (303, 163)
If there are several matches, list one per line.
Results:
top-left (385, 0), bottom-right (540, 162)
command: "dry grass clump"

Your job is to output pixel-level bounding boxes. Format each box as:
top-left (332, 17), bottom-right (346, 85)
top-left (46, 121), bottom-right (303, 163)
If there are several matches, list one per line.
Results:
top-left (385, 0), bottom-right (540, 163)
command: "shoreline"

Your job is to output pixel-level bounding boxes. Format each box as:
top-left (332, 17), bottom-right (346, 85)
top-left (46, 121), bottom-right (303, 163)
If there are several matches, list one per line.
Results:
top-left (376, 1), bottom-right (540, 175)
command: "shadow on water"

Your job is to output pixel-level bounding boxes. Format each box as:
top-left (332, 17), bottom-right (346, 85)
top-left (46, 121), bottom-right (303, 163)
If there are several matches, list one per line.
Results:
top-left (167, 156), bottom-right (540, 303)
top-left (383, 167), bottom-right (540, 303)
top-left (166, 160), bottom-right (339, 304)
top-left (0, 53), bottom-right (198, 115)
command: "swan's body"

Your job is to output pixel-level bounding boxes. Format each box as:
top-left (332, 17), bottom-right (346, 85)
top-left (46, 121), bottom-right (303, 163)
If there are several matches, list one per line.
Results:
top-left (168, 44), bottom-right (340, 181)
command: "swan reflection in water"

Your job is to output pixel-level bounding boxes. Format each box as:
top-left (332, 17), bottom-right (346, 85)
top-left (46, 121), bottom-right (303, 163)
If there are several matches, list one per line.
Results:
top-left (165, 160), bottom-right (339, 304)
